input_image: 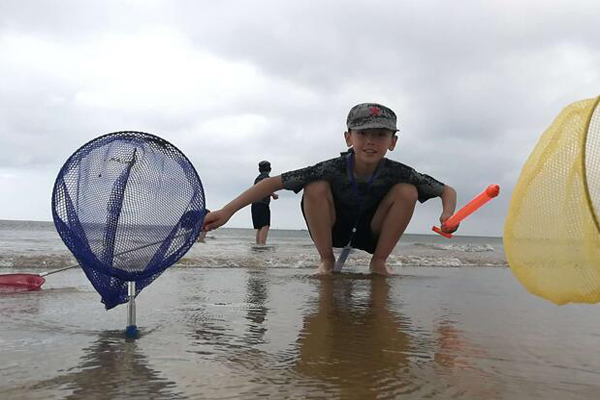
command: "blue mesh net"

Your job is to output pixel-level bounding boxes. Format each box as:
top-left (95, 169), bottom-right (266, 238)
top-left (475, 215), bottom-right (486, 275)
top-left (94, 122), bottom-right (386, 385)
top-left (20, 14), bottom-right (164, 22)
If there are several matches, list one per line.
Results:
top-left (52, 131), bottom-right (205, 310)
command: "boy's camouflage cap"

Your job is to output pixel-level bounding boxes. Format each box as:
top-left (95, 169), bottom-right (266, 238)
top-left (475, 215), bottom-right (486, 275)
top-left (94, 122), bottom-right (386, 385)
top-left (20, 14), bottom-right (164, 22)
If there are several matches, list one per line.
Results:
top-left (346, 103), bottom-right (398, 132)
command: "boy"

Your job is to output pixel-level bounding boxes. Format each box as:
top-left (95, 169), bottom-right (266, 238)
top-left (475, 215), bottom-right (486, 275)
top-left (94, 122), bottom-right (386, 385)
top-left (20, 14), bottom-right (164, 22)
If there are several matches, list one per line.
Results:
top-left (203, 103), bottom-right (457, 276)
top-left (251, 160), bottom-right (278, 244)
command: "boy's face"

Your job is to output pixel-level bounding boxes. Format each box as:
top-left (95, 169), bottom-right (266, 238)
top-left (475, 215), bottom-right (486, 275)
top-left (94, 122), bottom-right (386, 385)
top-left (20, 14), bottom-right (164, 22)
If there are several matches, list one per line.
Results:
top-left (344, 128), bottom-right (397, 165)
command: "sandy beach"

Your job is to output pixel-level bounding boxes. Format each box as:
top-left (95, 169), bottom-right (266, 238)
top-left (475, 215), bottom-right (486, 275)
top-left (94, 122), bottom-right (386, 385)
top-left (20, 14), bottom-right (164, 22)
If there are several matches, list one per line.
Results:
top-left (2, 263), bottom-right (600, 399)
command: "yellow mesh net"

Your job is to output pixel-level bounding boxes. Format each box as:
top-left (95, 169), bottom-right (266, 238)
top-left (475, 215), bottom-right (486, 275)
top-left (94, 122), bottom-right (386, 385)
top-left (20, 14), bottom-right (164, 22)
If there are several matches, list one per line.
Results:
top-left (504, 96), bottom-right (600, 305)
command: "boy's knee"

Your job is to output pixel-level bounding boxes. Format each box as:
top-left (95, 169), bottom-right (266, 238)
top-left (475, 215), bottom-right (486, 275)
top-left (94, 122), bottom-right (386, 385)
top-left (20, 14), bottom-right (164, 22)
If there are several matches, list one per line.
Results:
top-left (390, 183), bottom-right (418, 204)
top-left (304, 181), bottom-right (332, 200)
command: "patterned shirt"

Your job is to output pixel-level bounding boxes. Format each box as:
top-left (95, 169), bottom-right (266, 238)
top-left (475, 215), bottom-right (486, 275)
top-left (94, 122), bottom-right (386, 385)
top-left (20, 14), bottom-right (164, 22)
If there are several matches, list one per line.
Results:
top-left (281, 153), bottom-right (444, 213)
top-left (253, 172), bottom-right (271, 205)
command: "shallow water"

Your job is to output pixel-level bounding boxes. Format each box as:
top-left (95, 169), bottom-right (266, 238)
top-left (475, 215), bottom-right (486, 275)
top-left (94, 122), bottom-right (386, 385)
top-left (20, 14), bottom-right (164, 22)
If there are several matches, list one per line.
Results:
top-left (2, 265), bottom-right (600, 399)
top-left (0, 220), bottom-right (507, 271)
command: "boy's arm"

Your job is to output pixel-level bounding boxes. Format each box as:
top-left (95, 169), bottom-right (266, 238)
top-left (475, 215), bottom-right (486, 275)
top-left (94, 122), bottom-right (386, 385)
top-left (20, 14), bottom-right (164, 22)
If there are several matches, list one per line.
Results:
top-left (439, 185), bottom-right (457, 233)
top-left (203, 175), bottom-right (284, 231)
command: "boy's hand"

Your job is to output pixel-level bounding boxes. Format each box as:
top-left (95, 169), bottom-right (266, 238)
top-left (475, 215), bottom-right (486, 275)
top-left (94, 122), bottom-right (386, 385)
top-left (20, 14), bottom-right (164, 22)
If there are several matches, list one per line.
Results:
top-left (439, 212), bottom-right (459, 234)
top-left (202, 209), bottom-right (232, 232)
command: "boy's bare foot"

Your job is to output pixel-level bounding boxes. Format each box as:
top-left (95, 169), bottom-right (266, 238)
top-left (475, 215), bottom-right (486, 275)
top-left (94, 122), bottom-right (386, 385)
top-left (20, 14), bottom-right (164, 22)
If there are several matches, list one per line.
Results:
top-left (369, 258), bottom-right (393, 276)
top-left (315, 259), bottom-right (335, 276)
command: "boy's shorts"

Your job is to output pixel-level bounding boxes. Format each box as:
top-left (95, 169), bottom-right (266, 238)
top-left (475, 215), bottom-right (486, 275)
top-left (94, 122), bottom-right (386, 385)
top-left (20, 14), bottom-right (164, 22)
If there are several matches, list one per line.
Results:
top-left (251, 203), bottom-right (271, 229)
top-left (301, 196), bottom-right (379, 254)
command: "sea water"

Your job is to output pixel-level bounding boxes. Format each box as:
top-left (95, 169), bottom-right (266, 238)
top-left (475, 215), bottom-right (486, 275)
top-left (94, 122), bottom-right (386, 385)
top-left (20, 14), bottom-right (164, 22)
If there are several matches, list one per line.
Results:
top-left (1, 220), bottom-right (600, 399)
top-left (0, 220), bottom-right (507, 271)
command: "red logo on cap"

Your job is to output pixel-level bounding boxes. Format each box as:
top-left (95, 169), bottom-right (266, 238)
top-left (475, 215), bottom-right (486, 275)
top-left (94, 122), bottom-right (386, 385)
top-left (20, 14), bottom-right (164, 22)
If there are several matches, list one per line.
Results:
top-left (370, 107), bottom-right (380, 116)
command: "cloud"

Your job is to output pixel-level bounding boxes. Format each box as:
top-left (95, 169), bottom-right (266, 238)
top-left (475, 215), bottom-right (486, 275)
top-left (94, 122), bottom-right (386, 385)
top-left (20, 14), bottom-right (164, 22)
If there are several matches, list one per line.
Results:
top-left (0, 0), bottom-right (599, 236)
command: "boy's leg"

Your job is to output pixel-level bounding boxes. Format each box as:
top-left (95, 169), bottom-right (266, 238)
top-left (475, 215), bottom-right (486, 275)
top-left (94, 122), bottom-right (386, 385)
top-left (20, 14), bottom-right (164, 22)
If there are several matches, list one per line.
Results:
top-left (370, 183), bottom-right (418, 275)
top-left (252, 204), bottom-right (260, 244)
top-left (259, 205), bottom-right (271, 244)
top-left (302, 181), bottom-right (336, 274)
top-left (258, 226), bottom-right (270, 244)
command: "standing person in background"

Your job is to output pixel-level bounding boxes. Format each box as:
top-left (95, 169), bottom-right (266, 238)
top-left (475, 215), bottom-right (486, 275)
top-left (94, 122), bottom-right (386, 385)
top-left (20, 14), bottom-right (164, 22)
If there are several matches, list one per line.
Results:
top-left (251, 161), bottom-right (278, 244)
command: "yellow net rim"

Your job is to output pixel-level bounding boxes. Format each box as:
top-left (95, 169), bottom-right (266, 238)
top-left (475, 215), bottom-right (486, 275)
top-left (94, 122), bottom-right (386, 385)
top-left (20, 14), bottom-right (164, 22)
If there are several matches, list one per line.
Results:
top-left (581, 95), bottom-right (600, 236)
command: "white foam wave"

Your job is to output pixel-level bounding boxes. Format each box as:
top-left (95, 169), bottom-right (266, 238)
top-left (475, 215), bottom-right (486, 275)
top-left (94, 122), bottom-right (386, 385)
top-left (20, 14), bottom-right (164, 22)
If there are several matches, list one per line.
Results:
top-left (412, 243), bottom-right (496, 252)
top-left (0, 257), bottom-right (14, 268)
top-left (0, 242), bottom-right (506, 272)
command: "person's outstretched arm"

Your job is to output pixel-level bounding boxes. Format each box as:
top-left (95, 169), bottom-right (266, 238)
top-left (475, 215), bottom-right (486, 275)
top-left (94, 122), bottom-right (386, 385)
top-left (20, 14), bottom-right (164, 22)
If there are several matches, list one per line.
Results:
top-left (439, 185), bottom-right (457, 233)
top-left (203, 175), bottom-right (284, 231)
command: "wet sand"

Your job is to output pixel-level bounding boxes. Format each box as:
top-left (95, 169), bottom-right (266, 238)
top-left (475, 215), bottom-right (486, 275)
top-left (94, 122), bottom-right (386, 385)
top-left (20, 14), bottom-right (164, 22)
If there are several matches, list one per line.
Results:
top-left (1, 265), bottom-right (600, 399)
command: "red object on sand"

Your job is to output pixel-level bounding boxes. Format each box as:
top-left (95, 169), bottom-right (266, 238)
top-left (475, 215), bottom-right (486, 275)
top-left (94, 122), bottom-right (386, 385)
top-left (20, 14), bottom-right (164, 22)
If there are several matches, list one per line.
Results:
top-left (0, 264), bottom-right (78, 291)
top-left (0, 274), bottom-right (46, 291)
top-left (432, 184), bottom-right (500, 239)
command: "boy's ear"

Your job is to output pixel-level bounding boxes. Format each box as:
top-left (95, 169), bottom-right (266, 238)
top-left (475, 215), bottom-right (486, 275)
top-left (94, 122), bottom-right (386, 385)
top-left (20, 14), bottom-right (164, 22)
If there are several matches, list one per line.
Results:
top-left (388, 135), bottom-right (398, 151)
top-left (344, 131), bottom-right (352, 147)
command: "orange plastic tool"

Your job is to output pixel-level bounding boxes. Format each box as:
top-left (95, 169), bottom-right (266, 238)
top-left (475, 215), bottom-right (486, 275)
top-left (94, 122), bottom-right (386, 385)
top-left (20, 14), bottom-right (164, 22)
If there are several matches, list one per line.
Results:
top-left (432, 184), bottom-right (500, 238)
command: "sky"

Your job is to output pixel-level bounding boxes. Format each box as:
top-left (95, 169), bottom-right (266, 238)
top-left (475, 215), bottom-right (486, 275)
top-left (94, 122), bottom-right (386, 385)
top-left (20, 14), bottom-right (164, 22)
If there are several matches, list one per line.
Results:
top-left (0, 0), bottom-right (598, 236)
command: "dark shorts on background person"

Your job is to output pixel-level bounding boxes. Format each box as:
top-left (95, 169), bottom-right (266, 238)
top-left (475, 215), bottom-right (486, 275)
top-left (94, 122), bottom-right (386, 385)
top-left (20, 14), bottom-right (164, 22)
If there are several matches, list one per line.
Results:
top-left (300, 196), bottom-right (379, 254)
top-left (251, 203), bottom-right (271, 229)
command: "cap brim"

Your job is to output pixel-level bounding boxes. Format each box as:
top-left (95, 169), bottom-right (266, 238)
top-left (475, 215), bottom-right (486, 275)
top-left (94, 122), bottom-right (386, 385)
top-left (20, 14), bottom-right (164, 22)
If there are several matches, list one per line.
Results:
top-left (348, 122), bottom-right (398, 132)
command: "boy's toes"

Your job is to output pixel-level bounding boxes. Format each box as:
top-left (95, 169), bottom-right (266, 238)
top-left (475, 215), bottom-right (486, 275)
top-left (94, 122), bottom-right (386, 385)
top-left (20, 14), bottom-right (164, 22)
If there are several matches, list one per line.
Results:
top-left (315, 266), bottom-right (334, 276)
top-left (370, 266), bottom-right (393, 277)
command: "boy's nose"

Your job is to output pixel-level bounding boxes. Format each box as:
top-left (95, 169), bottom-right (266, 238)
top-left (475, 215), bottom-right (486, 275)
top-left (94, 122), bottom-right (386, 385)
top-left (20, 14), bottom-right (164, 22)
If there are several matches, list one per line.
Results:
top-left (365, 132), bottom-right (377, 142)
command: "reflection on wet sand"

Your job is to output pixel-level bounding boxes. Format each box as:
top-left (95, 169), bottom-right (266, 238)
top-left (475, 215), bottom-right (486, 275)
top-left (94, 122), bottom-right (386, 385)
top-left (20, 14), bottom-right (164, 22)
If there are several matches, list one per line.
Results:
top-left (0, 290), bottom-right (42, 316)
top-left (295, 276), bottom-right (415, 398)
top-left (434, 321), bottom-right (473, 369)
top-left (432, 319), bottom-right (498, 397)
top-left (185, 268), bottom-right (270, 352)
top-left (243, 269), bottom-right (269, 344)
top-left (30, 331), bottom-right (185, 400)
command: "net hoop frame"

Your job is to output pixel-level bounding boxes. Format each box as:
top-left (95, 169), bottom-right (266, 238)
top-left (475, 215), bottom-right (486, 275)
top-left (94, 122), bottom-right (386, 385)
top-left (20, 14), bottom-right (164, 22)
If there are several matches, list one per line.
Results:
top-left (51, 130), bottom-right (205, 282)
top-left (581, 96), bottom-right (600, 236)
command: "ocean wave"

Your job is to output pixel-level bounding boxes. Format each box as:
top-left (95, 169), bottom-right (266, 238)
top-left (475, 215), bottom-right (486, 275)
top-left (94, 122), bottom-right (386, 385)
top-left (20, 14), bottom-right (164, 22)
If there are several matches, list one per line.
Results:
top-left (0, 254), bottom-right (76, 270)
top-left (175, 252), bottom-right (507, 269)
top-left (0, 246), bottom-right (507, 273)
top-left (411, 243), bottom-right (496, 252)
